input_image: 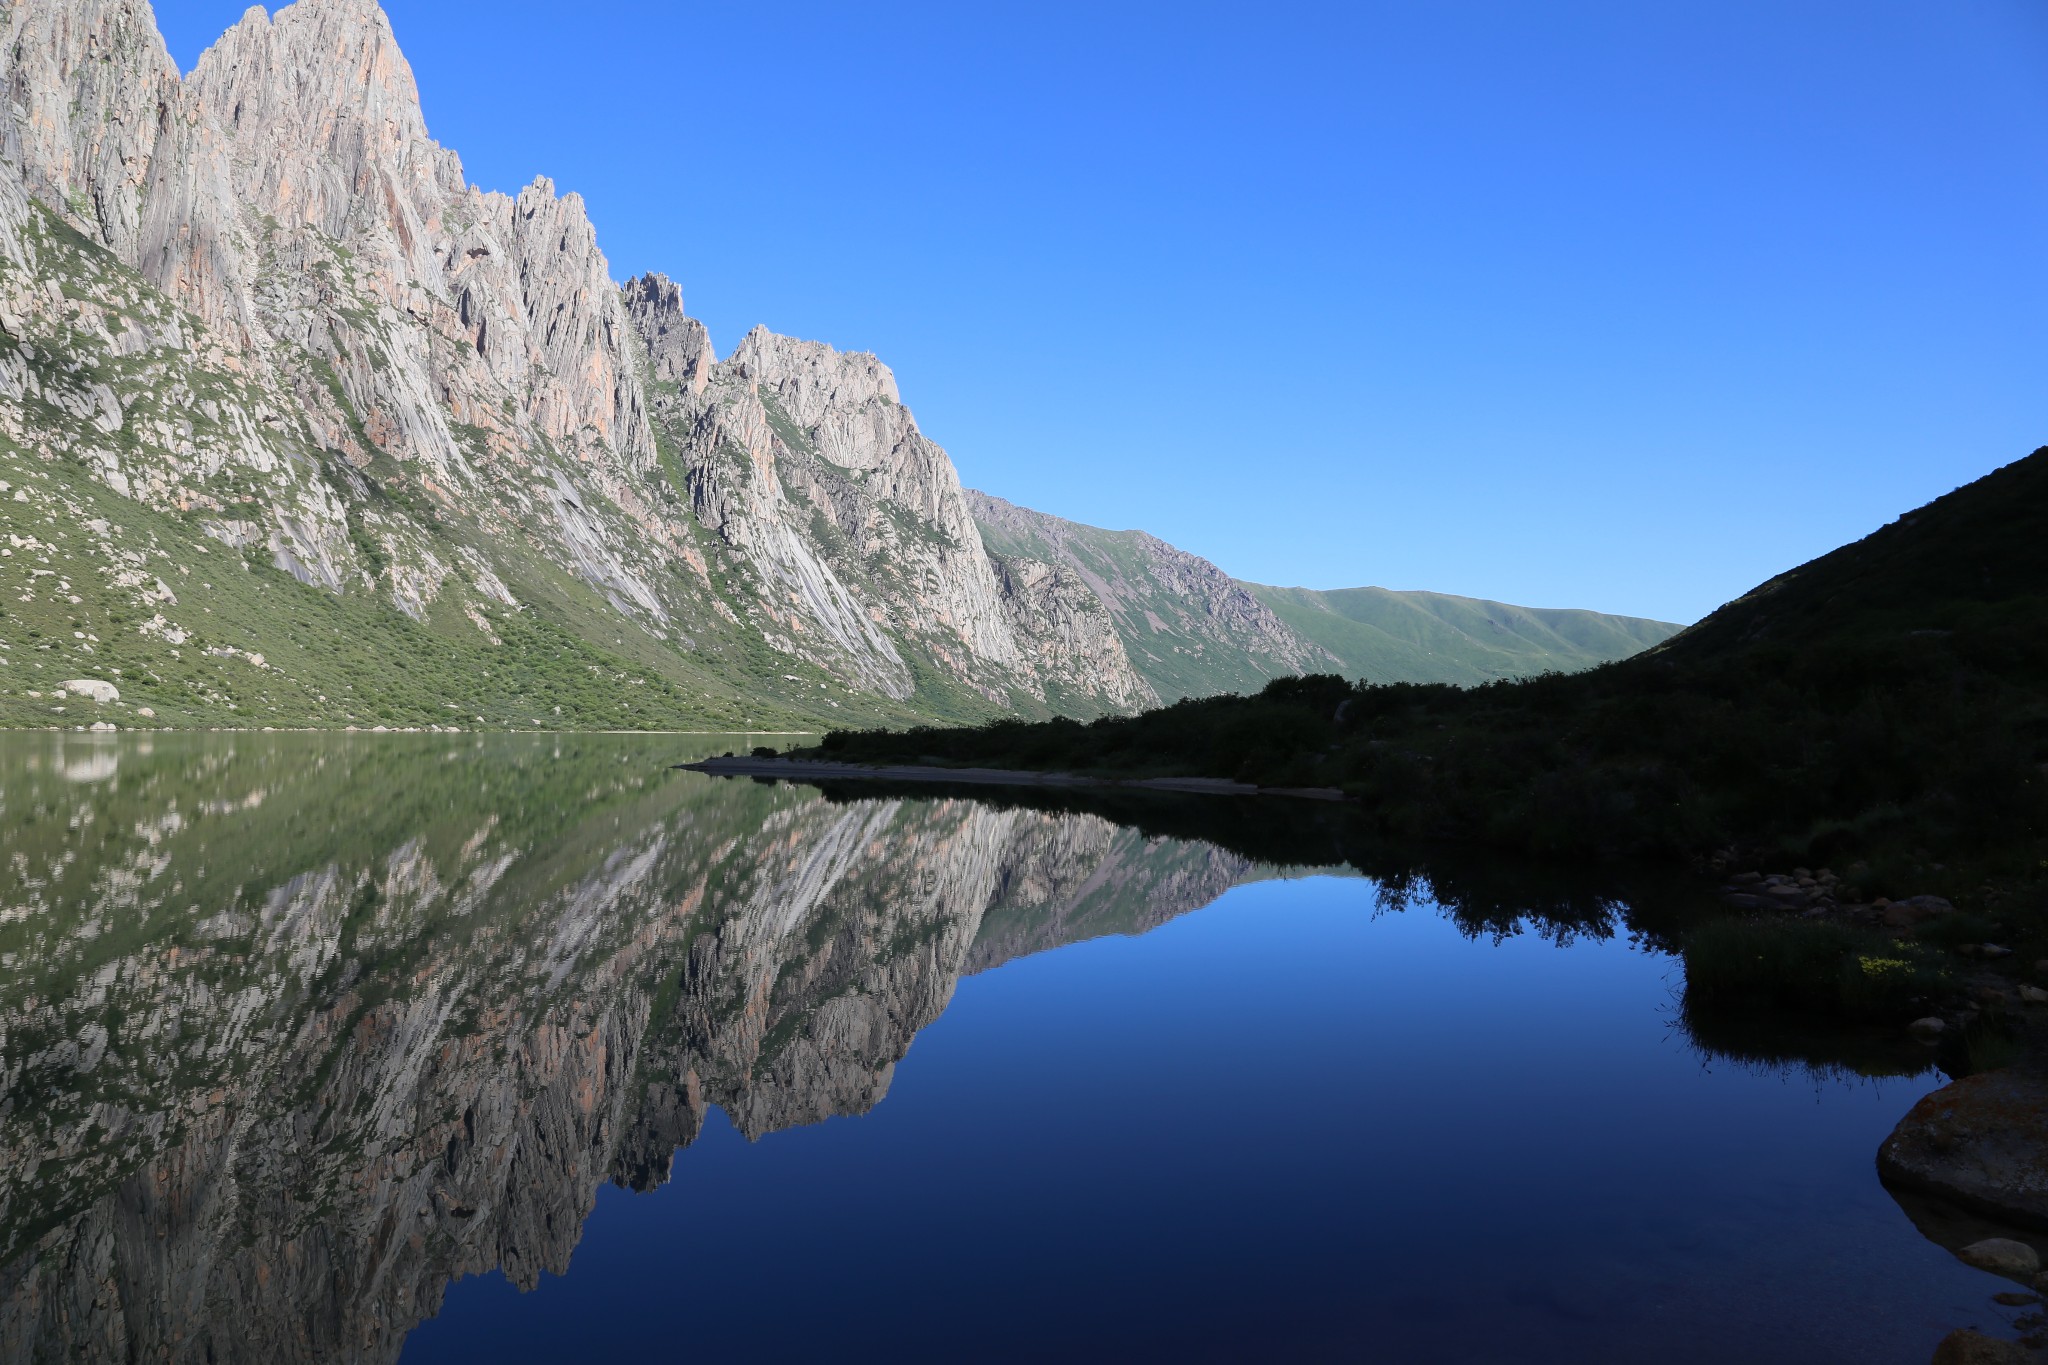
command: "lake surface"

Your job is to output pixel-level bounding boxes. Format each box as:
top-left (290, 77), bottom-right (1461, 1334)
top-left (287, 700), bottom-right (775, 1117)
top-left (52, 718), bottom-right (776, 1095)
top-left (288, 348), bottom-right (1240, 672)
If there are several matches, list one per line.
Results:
top-left (0, 732), bottom-right (2027, 1362)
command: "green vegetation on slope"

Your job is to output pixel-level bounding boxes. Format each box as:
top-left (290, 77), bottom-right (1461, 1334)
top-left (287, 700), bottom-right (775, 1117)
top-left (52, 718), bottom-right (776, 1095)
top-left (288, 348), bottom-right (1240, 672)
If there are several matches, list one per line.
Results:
top-left (0, 433), bottom-right (842, 733)
top-left (1248, 583), bottom-right (1682, 686)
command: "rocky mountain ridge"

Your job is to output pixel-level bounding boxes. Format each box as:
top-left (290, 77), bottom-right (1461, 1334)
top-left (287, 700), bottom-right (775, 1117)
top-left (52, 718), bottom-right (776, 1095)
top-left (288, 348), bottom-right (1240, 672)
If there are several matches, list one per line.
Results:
top-left (0, 0), bottom-right (1669, 733)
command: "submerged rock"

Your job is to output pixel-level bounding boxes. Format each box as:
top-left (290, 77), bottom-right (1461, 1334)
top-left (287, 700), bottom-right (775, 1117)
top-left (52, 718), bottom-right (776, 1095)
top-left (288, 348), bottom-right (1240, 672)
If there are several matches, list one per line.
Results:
top-left (1881, 1070), bottom-right (2048, 1231)
top-left (1931, 1329), bottom-right (2035, 1365)
top-left (1959, 1238), bottom-right (2043, 1277)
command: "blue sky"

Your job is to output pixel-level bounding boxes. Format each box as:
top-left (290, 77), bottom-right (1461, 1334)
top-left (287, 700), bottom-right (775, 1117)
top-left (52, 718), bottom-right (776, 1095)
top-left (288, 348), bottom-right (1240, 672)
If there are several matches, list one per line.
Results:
top-left (155, 1), bottom-right (2048, 624)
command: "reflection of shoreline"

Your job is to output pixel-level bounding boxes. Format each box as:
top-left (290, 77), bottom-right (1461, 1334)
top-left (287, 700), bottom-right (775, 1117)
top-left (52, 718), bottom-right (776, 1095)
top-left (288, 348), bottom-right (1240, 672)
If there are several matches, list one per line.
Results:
top-left (679, 754), bottom-right (1348, 800)
top-left (0, 735), bottom-right (1262, 1364)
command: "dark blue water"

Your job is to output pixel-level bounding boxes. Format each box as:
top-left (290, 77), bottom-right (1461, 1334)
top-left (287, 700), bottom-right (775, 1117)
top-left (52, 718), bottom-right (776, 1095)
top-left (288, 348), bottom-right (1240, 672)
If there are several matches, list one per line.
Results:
top-left (404, 875), bottom-right (2005, 1364)
top-left (0, 735), bottom-right (2020, 1362)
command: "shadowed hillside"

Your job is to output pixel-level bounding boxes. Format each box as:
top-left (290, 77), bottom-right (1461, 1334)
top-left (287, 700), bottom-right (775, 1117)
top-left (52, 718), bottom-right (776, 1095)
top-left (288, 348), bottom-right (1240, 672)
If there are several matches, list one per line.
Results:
top-left (819, 448), bottom-right (2048, 911)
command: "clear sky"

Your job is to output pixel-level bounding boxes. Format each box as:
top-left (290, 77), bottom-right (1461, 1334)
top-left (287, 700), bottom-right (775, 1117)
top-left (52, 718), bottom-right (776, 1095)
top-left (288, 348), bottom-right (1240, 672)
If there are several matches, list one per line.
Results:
top-left (154, 1), bottom-right (2048, 625)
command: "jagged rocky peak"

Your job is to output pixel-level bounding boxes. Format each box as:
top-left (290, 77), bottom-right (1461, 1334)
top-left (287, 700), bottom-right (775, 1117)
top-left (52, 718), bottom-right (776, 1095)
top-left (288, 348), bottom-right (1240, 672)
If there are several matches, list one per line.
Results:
top-left (191, 0), bottom-right (462, 282)
top-left (0, 0), bottom-right (182, 262)
top-left (728, 324), bottom-right (902, 423)
top-left (623, 272), bottom-right (714, 393)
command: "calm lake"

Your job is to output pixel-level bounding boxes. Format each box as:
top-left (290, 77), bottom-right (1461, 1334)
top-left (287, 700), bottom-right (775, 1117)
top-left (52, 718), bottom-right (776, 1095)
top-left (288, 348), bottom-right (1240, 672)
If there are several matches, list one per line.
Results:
top-left (0, 732), bottom-right (2023, 1362)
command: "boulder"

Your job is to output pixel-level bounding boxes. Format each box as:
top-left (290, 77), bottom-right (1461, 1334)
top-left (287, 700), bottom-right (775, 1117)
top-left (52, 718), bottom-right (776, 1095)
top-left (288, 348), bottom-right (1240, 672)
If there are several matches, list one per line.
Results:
top-left (1910, 1017), bottom-right (1949, 1042)
top-left (60, 678), bottom-right (118, 704)
top-left (1881, 1070), bottom-right (2048, 1231)
top-left (1959, 1238), bottom-right (2042, 1277)
top-left (1886, 895), bottom-right (1956, 928)
top-left (1931, 1329), bottom-right (2033, 1365)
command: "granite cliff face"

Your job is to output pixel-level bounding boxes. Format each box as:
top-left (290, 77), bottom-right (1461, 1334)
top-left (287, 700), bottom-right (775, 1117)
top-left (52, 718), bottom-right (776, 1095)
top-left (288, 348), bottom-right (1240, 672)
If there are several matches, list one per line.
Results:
top-left (625, 285), bottom-right (1149, 710)
top-left (0, 0), bottom-right (1149, 730)
top-left (0, 733), bottom-right (1263, 1363)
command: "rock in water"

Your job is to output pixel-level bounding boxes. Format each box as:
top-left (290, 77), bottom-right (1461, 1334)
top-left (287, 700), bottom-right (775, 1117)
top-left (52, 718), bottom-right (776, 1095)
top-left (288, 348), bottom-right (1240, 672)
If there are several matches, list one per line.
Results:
top-left (1880, 1070), bottom-right (2048, 1231)
top-left (1931, 1329), bottom-right (2035, 1365)
top-left (1958, 1239), bottom-right (2044, 1277)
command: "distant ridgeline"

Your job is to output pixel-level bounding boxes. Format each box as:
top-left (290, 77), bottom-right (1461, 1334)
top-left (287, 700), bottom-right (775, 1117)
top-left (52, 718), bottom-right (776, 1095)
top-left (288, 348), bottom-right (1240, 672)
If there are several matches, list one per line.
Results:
top-left (824, 448), bottom-right (2048, 901)
top-left (0, 0), bottom-right (1671, 732)
top-left (968, 493), bottom-right (1680, 702)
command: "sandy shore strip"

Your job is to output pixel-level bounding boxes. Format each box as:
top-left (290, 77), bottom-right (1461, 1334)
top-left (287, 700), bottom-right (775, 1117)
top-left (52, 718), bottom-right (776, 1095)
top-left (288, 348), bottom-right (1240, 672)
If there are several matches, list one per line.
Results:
top-left (675, 755), bottom-right (1349, 802)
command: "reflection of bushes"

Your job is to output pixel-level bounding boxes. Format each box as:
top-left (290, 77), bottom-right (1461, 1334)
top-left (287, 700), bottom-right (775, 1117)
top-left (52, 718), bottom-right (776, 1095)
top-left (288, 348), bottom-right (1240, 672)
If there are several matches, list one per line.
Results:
top-left (1674, 996), bottom-right (1931, 1083)
top-left (1681, 918), bottom-right (1952, 1022)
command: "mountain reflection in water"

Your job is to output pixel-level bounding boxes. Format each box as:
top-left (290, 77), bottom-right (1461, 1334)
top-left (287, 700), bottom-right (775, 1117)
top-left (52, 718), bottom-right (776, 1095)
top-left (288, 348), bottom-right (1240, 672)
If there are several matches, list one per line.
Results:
top-left (0, 733), bottom-right (1276, 1362)
top-left (0, 734), bottom-right (2000, 1364)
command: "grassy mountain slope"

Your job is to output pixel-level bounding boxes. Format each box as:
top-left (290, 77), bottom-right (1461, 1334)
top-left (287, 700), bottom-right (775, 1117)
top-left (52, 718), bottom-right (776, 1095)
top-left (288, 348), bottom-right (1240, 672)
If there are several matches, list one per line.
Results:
top-left (1249, 583), bottom-right (1681, 685)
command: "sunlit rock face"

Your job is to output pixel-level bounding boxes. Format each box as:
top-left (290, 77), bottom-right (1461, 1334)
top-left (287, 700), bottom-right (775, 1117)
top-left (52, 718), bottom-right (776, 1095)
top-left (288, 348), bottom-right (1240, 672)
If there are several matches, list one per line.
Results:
top-left (0, 734), bottom-right (1257, 1363)
top-left (0, 0), bottom-right (1153, 719)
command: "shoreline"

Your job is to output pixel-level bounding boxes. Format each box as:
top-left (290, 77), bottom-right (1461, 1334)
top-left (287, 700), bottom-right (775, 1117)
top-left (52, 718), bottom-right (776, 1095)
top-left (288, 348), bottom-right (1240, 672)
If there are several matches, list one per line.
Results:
top-left (675, 754), bottom-right (1350, 801)
top-left (0, 726), bottom-right (822, 736)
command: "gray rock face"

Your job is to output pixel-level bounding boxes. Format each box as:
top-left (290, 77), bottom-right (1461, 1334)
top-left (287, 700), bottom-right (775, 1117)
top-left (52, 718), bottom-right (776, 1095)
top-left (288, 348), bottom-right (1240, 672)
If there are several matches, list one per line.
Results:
top-left (970, 489), bottom-right (1335, 702)
top-left (989, 552), bottom-right (1157, 711)
top-left (0, 0), bottom-right (1157, 722)
top-left (0, 736), bottom-right (1264, 1363)
top-left (631, 298), bottom-right (1151, 708)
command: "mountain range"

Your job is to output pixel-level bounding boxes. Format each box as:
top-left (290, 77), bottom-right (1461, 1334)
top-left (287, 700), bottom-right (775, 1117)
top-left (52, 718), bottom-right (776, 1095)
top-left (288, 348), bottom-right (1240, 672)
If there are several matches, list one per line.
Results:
top-left (0, 0), bottom-right (1676, 732)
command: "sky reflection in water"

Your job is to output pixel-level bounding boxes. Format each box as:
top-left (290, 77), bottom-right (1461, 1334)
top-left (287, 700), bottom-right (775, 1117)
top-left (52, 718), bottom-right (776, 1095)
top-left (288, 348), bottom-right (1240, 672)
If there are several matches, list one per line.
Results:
top-left (411, 876), bottom-right (1994, 1364)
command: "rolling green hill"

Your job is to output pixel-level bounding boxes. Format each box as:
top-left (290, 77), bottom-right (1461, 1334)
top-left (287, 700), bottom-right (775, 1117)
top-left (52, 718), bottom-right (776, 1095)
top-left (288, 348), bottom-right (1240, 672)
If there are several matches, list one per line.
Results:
top-left (1247, 584), bottom-right (1682, 686)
